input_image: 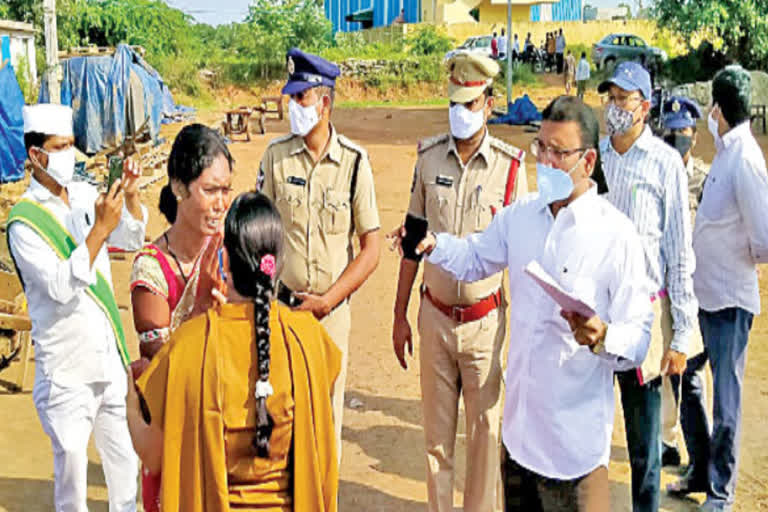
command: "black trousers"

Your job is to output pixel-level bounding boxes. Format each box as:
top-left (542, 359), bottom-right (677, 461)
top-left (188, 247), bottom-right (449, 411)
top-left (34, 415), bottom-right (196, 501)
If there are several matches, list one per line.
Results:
top-left (556, 53), bottom-right (565, 74)
top-left (501, 450), bottom-right (610, 512)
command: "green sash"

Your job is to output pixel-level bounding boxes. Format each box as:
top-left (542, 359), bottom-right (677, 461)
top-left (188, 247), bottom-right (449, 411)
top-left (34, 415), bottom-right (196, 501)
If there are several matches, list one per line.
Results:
top-left (6, 198), bottom-right (130, 370)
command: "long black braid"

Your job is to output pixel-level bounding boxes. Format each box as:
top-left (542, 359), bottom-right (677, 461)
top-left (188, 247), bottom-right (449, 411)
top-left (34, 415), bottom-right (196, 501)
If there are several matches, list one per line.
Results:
top-left (224, 192), bottom-right (284, 458)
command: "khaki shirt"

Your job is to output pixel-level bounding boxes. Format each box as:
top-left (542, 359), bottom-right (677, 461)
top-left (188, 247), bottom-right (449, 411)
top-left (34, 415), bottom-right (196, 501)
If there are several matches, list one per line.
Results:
top-left (408, 131), bottom-right (527, 306)
top-left (259, 126), bottom-right (380, 294)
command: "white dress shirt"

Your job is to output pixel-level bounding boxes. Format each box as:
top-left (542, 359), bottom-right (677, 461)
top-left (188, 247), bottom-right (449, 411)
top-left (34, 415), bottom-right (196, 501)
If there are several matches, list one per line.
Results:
top-left (499, 35), bottom-right (508, 55)
top-left (601, 126), bottom-right (697, 354)
top-left (512, 39), bottom-right (519, 53)
top-left (427, 187), bottom-right (653, 479)
top-left (8, 178), bottom-right (147, 387)
top-left (694, 122), bottom-right (768, 314)
top-left (576, 59), bottom-right (591, 81)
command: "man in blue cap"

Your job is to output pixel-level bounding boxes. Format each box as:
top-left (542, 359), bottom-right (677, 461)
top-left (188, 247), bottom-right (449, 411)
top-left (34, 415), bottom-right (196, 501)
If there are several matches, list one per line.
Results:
top-left (598, 61), bottom-right (698, 512)
top-left (258, 48), bottom-right (381, 461)
top-left (660, 96), bottom-right (711, 488)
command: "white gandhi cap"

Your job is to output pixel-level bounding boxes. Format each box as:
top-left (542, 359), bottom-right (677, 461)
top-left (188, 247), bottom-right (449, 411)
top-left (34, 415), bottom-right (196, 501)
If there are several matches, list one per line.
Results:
top-left (23, 104), bottom-right (74, 137)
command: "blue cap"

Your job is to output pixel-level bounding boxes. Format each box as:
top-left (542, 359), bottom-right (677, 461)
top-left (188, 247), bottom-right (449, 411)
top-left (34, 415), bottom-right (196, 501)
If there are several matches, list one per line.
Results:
top-left (663, 96), bottom-right (702, 130)
top-left (281, 48), bottom-right (341, 96)
top-left (598, 62), bottom-right (652, 100)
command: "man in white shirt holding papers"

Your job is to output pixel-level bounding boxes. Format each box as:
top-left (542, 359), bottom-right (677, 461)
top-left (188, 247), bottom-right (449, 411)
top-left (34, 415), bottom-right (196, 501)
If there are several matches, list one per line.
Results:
top-left (407, 96), bottom-right (653, 511)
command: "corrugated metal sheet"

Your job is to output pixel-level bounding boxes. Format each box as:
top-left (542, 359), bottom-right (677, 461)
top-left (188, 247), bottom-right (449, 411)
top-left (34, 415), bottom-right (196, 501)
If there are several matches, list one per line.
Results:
top-left (326, 0), bottom-right (420, 32)
top-left (530, 0), bottom-right (581, 21)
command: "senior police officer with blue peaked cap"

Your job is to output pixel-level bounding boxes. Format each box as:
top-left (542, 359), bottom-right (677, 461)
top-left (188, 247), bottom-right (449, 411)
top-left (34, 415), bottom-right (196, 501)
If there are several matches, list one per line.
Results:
top-left (257, 48), bottom-right (381, 463)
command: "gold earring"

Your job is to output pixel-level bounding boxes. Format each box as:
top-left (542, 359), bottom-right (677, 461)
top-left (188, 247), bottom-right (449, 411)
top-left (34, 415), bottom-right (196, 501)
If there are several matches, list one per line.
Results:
top-left (176, 195), bottom-right (182, 201)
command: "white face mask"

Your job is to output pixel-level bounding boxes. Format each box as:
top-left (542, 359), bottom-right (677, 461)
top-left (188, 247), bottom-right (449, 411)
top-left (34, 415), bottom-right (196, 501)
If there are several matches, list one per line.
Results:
top-left (449, 103), bottom-right (486, 140)
top-left (289, 98), bottom-right (322, 137)
top-left (37, 147), bottom-right (76, 186)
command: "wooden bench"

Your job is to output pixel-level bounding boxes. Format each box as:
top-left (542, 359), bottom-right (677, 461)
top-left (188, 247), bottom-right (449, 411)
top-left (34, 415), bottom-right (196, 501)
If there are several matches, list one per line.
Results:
top-left (751, 104), bottom-right (766, 135)
top-left (222, 108), bottom-right (253, 142)
top-left (0, 272), bottom-right (32, 393)
top-left (261, 96), bottom-right (284, 121)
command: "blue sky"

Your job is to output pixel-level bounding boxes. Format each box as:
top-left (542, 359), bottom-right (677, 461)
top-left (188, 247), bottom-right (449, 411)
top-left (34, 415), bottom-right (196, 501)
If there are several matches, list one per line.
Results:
top-left (169, 0), bottom-right (624, 26)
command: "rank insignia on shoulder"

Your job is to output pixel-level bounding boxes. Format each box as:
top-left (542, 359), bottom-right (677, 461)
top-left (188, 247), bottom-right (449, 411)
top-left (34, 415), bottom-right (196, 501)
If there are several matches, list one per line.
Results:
top-left (287, 176), bottom-right (307, 187)
top-left (435, 175), bottom-right (454, 187)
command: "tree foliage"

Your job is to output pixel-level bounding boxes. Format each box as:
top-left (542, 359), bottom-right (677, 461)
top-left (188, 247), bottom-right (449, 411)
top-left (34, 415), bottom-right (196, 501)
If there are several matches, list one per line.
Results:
top-left (653, 0), bottom-right (768, 68)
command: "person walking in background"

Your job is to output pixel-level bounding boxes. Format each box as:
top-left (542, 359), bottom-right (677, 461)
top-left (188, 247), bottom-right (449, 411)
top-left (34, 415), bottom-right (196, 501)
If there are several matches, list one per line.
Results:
top-left (556, 28), bottom-right (566, 74)
top-left (576, 52), bottom-right (591, 100)
top-left (685, 66), bottom-right (768, 512)
top-left (491, 32), bottom-right (499, 59)
top-left (564, 50), bottom-right (576, 95)
top-left (512, 33), bottom-right (520, 62)
top-left (546, 33), bottom-right (556, 72)
top-left (499, 28), bottom-right (508, 60)
top-left (127, 192), bottom-right (342, 512)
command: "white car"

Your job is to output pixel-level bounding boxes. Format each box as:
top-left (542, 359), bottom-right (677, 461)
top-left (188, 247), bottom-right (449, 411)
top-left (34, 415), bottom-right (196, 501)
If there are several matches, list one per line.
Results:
top-left (444, 36), bottom-right (495, 62)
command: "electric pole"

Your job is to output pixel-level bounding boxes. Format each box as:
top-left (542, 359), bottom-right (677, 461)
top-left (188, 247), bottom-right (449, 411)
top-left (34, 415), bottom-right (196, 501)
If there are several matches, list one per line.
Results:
top-left (43, 0), bottom-right (60, 103)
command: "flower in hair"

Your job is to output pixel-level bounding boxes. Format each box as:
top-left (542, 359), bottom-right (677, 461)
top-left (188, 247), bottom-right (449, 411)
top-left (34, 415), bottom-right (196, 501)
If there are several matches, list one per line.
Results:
top-left (260, 254), bottom-right (276, 278)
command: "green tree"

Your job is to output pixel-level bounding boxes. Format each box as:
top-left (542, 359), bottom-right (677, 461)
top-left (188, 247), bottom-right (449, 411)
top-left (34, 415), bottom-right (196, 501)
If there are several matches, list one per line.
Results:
top-left (653, 0), bottom-right (768, 67)
top-left (618, 2), bottom-right (633, 19)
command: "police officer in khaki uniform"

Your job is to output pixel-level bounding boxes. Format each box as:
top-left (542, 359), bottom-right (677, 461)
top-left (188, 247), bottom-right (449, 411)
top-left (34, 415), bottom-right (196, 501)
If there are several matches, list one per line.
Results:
top-left (258, 48), bottom-right (381, 457)
top-left (390, 53), bottom-right (527, 512)
top-left (659, 97), bottom-right (713, 496)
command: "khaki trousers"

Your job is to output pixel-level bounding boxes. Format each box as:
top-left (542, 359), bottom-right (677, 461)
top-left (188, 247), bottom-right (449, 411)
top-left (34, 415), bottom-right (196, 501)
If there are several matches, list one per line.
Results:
top-left (418, 296), bottom-right (506, 512)
top-left (320, 301), bottom-right (351, 462)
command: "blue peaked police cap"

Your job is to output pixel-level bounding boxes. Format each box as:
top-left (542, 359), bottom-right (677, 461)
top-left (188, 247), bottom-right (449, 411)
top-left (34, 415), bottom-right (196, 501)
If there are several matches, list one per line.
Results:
top-left (663, 96), bottom-right (702, 130)
top-left (281, 48), bottom-right (341, 96)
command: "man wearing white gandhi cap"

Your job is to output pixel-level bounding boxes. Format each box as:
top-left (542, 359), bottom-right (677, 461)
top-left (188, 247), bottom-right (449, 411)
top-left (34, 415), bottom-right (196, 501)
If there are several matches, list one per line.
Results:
top-left (6, 103), bottom-right (146, 511)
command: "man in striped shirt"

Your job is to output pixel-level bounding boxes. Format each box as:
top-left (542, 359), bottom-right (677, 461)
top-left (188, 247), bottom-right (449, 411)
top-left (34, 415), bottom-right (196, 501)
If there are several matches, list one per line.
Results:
top-left (598, 62), bottom-right (698, 512)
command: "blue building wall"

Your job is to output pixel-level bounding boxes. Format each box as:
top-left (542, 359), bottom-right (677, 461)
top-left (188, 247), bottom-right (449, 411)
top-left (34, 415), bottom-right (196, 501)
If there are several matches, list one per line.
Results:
top-left (326, 0), bottom-right (420, 32)
top-left (530, 0), bottom-right (582, 22)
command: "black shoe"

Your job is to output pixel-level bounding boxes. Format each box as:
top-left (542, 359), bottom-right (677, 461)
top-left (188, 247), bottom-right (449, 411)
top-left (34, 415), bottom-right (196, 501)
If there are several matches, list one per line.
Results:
top-left (662, 443), bottom-right (681, 467)
top-left (667, 466), bottom-right (708, 496)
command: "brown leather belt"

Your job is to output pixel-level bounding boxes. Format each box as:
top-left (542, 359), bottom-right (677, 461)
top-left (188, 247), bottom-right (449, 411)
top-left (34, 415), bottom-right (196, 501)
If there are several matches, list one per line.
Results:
top-left (422, 286), bottom-right (502, 324)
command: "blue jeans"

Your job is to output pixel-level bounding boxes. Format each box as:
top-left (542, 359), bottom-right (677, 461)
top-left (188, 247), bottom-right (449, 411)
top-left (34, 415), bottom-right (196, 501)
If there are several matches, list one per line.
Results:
top-left (616, 370), bottom-right (662, 512)
top-left (698, 307), bottom-right (753, 510)
top-left (670, 350), bottom-right (711, 479)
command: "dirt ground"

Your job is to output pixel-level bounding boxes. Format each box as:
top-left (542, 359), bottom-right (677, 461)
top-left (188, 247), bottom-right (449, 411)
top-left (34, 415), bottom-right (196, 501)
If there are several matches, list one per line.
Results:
top-left (0, 91), bottom-right (767, 511)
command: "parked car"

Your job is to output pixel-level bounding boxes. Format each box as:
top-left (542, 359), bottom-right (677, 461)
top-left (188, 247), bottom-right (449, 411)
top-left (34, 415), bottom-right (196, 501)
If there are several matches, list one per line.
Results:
top-left (591, 33), bottom-right (667, 70)
top-left (444, 35), bottom-right (494, 62)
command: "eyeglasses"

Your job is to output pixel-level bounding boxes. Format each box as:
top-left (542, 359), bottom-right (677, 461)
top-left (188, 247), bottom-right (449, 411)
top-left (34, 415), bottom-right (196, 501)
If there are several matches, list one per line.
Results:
top-left (530, 138), bottom-right (588, 163)
top-left (601, 94), bottom-right (643, 109)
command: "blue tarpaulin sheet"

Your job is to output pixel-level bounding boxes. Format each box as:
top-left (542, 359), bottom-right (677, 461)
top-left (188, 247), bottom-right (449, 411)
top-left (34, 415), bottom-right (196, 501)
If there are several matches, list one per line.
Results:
top-left (0, 63), bottom-right (27, 184)
top-left (39, 44), bottom-right (192, 154)
top-left (489, 95), bottom-right (542, 126)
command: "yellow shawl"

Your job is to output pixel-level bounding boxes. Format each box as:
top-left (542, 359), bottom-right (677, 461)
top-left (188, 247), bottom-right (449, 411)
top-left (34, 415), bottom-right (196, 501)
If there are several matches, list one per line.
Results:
top-left (137, 302), bottom-right (341, 512)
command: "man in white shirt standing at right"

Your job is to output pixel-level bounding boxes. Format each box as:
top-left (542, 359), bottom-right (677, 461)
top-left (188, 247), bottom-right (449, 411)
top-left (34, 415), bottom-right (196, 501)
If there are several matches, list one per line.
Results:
top-left (689, 65), bottom-right (768, 512)
top-left (410, 96), bottom-right (653, 511)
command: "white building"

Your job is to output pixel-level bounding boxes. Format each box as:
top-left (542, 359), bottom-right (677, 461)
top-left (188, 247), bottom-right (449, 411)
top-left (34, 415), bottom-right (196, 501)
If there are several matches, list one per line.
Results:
top-left (0, 20), bottom-right (37, 86)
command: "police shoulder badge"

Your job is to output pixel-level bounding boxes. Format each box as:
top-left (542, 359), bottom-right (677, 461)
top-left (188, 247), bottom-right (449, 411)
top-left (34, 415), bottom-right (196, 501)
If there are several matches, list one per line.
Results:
top-left (672, 100), bottom-right (681, 113)
top-left (287, 56), bottom-right (295, 75)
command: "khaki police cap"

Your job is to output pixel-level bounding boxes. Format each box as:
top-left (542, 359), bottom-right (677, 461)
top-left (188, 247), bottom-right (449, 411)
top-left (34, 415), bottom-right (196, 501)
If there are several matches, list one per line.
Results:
top-left (446, 53), bottom-right (499, 103)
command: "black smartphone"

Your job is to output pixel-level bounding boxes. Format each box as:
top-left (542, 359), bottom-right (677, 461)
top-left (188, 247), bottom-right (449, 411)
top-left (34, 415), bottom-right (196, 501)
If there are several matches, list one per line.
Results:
top-left (107, 156), bottom-right (123, 190)
top-left (402, 214), bottom-right (429, 261)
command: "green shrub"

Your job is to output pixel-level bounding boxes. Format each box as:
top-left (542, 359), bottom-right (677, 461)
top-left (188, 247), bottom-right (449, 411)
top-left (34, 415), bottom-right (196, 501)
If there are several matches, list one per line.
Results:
top-left (15, 56), bottom-right (38, 104)
top-left (406, 25), bottom-right (454, 56)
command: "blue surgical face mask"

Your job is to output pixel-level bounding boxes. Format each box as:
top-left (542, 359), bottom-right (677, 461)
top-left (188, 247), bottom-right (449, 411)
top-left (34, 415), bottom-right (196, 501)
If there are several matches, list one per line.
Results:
top-left (536, 153), bottom-right (585, 204)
